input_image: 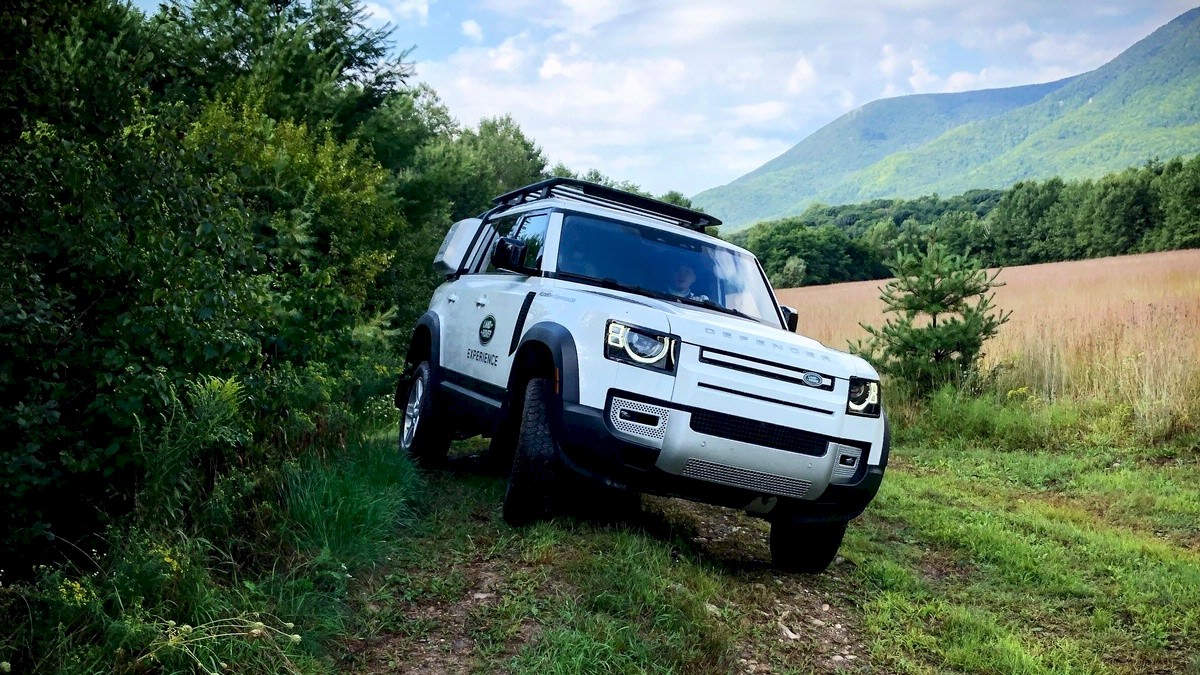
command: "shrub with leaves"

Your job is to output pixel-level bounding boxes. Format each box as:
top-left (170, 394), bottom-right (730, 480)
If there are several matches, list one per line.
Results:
top-left (854, 242), bottom-right (1011, 396)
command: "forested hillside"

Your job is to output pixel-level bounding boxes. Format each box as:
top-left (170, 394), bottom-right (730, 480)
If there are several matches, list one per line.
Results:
top-left (732, 157), bottom-right (1200, 288)
top-left (697, 6), bottom-right (1200, 231)
top-left (694, 79), bottom-right (1073, 229)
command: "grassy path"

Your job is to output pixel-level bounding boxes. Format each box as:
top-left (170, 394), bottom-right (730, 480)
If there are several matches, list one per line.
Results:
top-left (344, 436), bottom-right (1200, 674)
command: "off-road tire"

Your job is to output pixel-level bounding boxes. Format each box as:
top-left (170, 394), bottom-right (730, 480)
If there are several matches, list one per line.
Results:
top-left (399, 361), bottom-right (450, 468)
top-left (502, 378), bottom-right (560, 526)
top-left (770, 520), bottom-right (848, 573)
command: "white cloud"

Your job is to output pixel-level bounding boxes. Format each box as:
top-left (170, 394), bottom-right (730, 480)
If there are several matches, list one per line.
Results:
top-left (461, 19), bottom-right (483, 43)
top-left (410, 1), bottom-right (1192, 195)
top-left (877, 44), bottom-right (903, 78)
top-left (729, 101), bottom-right (790, 126)
top-left (485, 36), bottom-right (532, 74)
top-left (365, 0), bottom-right (428, 25)
top-left (1027, 33), bottom-right (1114, 70)
top-left (786, 57), bottom-right (819, 94)
top-left (907, 59), bottom-right (939, 92)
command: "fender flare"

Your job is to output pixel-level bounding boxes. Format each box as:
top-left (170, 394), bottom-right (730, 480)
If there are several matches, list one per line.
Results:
top-left (396, 311), bottom-right (442, 408)
top-left (511, 321), bottom-right (580, 405)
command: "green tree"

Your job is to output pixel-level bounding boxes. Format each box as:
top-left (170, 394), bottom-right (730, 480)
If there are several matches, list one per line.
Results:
top-left (770, 256), bottom-right (807, 289)
top-left (450, 114), bottom-right (548, 219)
top-left (855, 243), bottom-right (1011, 395)
top-left (155, 0), bottom-right (410, 137)
top-left (987, 178), bottom-right (1065, 265)
top-left (1148, 154), bottom-right (1200, 250)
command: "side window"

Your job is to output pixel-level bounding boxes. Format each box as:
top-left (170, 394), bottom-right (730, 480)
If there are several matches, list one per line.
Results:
top-left (483, 212), bottom-right (550, 274)
top-left (514, 213), bottom-right (550, 269)
top-left (471, 214), bottom-right (519, 274)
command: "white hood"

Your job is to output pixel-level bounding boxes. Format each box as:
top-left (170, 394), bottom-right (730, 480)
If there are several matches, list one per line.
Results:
top-left (664, 308), bottom-right (877, 380)
top-left (572, 286), bottom-right (878, 380)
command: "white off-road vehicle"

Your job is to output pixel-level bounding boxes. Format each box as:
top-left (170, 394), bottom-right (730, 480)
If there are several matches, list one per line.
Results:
top-left (397, 179), bottom-right (889, 572)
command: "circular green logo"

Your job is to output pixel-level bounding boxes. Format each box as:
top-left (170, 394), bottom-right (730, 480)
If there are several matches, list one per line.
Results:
top-left (479, 315), bottom-right (496, 345)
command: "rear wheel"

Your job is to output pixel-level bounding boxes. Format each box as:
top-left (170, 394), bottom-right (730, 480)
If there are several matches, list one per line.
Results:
top-left (769, 520), bottom-right (847, 573)
top-left (502, 378), bottom-right (560, 526)
top-left (399, 361), bottom-right (450, 468)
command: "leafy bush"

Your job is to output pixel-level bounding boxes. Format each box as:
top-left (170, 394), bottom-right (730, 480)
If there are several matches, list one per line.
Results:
top-left (0, 379), bottom-right (422, 674)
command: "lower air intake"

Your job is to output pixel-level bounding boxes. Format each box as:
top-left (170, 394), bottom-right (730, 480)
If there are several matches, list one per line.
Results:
top-left (609, 397), bottom-right (670, 440)
top-left (680, 458), bottom-right (812, 499)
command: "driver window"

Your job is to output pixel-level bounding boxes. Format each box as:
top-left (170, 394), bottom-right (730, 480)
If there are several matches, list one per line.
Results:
top-left (514, 213), bottom-right (550, 269)
top-left (470, 214), bottom-right (517, 274)
top-left (483, 212), bottom-right (549, 274)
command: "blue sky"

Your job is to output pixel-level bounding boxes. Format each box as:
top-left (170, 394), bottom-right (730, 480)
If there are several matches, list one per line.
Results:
top-left (135, 1), bottom-right (1197, 196)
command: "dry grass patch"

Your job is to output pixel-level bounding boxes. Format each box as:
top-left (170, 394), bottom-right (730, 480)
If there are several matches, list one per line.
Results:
top-left (777, 249), bottom-right (1200, 437)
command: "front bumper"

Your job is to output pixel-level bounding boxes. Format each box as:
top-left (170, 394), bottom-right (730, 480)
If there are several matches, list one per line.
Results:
top-left (555, 394), bottom-right (888, 523)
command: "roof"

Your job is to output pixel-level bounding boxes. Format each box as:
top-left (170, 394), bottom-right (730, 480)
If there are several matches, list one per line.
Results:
top-left (491, 178), bottom-right (721, 232)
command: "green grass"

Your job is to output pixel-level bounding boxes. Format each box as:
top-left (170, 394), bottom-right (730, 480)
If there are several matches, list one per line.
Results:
top-left (283, 438), bottom-right (423, 563)
top-left (0, 430), bottom-right (424, 675)
top-left (348, 392), bottom-right (1200, 675)
top-left (9, 394), bottom-right (1198, 674)
top-left (839, 393), bottom-right (1200, 674)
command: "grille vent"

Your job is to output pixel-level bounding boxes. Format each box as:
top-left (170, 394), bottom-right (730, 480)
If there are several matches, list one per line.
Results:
top-left (680, 458), bottom-right (812, 499)
top-left (689, 409), bottom-right (830, 456)
top-left (830, 444), bottom-right (862, 483)
top-left (609, 397), bottom-right (669, 440)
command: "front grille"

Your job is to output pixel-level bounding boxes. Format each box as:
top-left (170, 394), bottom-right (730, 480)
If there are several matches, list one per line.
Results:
top-left (689, 409), bottom-right (831, 456)
top-left (699, 348), bottom-right (835, 391)
top-left (681, 458), bottom-right (812, 499)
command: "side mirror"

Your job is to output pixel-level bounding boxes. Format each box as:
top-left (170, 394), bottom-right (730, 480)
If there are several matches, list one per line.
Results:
top-left (780, 305), bottom-right (799, 332)
top-left (491, 236), bottom-right (530, 274)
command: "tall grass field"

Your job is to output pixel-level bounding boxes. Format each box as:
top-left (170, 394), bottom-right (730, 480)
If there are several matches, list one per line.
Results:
top-left (777, 249), bottom-right (1200, 439)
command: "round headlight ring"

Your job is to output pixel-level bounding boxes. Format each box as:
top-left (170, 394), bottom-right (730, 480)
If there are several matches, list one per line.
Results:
top-left (624, 330), bottom-right (667, 363)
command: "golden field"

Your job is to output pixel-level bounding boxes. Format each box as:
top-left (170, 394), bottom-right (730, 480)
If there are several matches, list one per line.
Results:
top-left (777, 249), bottom-right (1200, 437)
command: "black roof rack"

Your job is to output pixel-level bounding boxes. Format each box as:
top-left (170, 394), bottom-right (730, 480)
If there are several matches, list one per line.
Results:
top-left (491, 178), bottom-right (721, 232)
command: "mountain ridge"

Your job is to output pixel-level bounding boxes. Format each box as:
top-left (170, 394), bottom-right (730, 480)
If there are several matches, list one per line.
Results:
top-left (696, 6), bottom-right (1200, 231)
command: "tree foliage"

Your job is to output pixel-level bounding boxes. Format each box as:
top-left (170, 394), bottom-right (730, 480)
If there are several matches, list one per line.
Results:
top-left (738, 157), bottom-right (1200, 288)
top-left (855, 243), bottom-right (1011, 395)
top-left (0, 0), bottom-right (554, 565)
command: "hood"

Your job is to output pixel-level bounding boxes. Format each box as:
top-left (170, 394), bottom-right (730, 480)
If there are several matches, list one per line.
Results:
top-left (664, 308), bottom-right (876, 380)
top-left (571, 285), bottom-right (877, 380)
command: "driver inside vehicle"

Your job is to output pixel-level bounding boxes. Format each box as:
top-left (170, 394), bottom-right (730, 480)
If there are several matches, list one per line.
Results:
top-left (560, 240), bottom-right (601, 278)
top-left (667, 263), bottom-right (709, 301)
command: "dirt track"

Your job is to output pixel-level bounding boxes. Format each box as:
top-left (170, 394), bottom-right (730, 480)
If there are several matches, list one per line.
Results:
top-left (353, 452), bottom-right (872, 674)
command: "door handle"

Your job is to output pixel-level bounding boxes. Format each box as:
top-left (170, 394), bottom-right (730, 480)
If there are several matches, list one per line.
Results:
top-left (447, 294), bottom-right (458, 304)
top-left (475, 296), bottom-right (488, 307)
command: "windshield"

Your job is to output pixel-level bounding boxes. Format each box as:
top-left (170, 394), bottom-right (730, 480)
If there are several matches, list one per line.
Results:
top-left (555, 212), bottom-right (782, 325)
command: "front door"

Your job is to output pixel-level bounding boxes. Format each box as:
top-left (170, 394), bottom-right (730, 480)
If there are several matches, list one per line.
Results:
top-left (457, 211), bottom-right (552, 390)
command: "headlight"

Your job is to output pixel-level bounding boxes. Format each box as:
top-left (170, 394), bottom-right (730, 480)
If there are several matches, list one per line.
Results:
top-left (606, 321), bottom-right (678, 372)
top-left (846, 377), bottom-right (881, 417)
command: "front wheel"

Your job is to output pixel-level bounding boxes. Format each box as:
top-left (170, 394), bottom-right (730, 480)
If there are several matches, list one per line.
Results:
top-left (502, 378), bottom-right (560, 526)
top-left (399, 361), bottom-right (450, 468)
top-left (770, 520), bottom-right (848, 573)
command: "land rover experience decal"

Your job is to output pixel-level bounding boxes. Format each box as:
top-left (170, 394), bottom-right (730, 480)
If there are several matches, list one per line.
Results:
top-left (479, 315), bottom-right (496, 345)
